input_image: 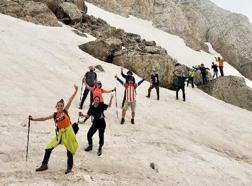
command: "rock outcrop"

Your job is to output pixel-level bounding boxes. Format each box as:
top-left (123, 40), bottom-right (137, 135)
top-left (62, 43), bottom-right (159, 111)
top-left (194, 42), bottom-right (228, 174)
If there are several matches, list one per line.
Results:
top-left (0, 0), bottom-right (59, 26)
top-left (57, 2), bottom-right (82, 24)
top-left (198, 76), bottom-right (252, 111)
top-left (86, 0), bottom-right (252, 80)
top-left (77, 14), bottom-right (178, 89)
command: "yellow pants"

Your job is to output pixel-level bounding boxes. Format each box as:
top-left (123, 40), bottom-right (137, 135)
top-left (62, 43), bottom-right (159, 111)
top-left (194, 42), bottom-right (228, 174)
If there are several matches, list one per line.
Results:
top-left (46, 125), bottom-right (78, 154)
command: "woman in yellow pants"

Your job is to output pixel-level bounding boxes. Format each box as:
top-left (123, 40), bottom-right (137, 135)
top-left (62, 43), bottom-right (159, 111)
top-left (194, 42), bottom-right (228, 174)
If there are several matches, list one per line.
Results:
top-left (30, 85), bottom-right (78, 174)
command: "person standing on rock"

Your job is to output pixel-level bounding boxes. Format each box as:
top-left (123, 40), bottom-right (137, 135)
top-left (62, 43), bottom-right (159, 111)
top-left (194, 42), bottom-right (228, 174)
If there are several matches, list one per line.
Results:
top-left (79, 66), bottom-right (97, 109)
top-left (217, 57), bottom-right (224, 76)
top-left (146, 68), bottom-right (160, 100)
top-left (29, 85), bottom-right (79, 174)
top-left (193, 64), bottom-right (209, 84)
top-left (187, 69), bottom-right (196, 88)
top-left (211, 62), bottom-right (218, 79)
top-left (121, 68), bottom-right (135, 107)
top-left (115, 75), bottom-right (144, 124)
top-left (80, 95), bottom-right (114, 156)
top-left (84, 80), bottom-right (115, 103)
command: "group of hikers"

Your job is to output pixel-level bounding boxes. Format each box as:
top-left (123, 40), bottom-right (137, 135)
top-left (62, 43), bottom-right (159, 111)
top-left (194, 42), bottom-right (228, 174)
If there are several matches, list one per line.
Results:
top-left (175, 57), bottom-right (225, 101)
top-left (28, 57), bottom-right (223, 174)
top-left (28, 65), bottom-right (160, 174)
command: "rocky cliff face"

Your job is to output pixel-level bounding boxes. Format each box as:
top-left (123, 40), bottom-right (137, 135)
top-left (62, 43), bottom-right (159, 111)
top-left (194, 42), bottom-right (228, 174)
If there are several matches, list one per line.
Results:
top-left (198, 76), bottom-right (252, 111)
top-left (86, 0), bottom-right (252, 80)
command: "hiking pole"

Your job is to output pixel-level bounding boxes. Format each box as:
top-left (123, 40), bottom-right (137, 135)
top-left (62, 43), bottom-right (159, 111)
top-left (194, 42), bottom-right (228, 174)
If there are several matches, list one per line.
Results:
top-left (79, 82), bottom-right (83, 108)
top-left (26, 116), bottom-right (31, 161)
top-left (114, 87), bottom-right (119, 119)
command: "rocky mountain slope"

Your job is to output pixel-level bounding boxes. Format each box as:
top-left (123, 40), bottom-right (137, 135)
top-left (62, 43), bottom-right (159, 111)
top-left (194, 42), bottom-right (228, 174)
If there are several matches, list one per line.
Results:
top-left (1, 13), bottom-right (252, 185)
top-left (86, 0), bottom-right (252, 80)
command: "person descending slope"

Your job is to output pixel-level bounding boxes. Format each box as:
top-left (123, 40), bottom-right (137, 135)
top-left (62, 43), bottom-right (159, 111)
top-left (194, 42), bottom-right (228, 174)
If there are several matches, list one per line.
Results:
top-left (187, 69), bottom-right (196, 88)
top-left (79, 66), bottom-right (97, 109)
top-left (121, 68), bottom-right (135, 107)
top-left (217, 57), bottom-right (224, 76)
top-left (84, 80), bottom-right (115, 103)
top-left (80, 95), bottom-right (114, 156)
top-left (115, 75), bottom-right (144, 124)
top-left (146, 68), bottom-right (160, 100)
top-left (29, 85), bottom-right (79, 174)
top-left (211, 62), bottom-right (218, 79)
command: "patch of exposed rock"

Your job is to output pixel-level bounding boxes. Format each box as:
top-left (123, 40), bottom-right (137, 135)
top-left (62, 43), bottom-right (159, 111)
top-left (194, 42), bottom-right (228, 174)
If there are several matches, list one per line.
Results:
top-left (0, 0), bottom-right (59, 26)
top-left (76, 14), bottom-right (177, 89)
top-left (198, 76), bottom-right (252, 111)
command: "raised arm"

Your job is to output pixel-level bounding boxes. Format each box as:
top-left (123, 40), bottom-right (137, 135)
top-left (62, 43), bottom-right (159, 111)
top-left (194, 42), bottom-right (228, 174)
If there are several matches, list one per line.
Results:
top-left (115, 75), bottom-right (124, 85)
top-left (137, 79), bottom-right (145, 86)
top-left (121, 68), bottom-right (127, 79)
top-left (64, 85), bottom-right (78, 111)
top-left (29, 114), bottom-right (54, 122)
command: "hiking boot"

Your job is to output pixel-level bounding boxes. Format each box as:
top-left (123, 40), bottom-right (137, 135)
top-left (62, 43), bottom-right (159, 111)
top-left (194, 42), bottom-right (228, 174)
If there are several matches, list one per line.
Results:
top-left (84, 145), bottom-right (92, 152)
top-left (65, 167), bottom-right (72, 174)
top-left (97, 147), bottom-right (102, 156)
top-left (36, 164), bottom-right (48, 172)
top-left (120, 118), bottom-right (125, 125)
top-left (131, 119), bottom-right (135, 124)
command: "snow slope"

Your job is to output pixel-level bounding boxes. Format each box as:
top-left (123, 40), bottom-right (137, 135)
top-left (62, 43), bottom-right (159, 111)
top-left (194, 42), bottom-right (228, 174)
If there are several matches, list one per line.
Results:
top-left (86, 2), bottom-right (252, 88)
top-left (0, 13), bottom-right (252, 185)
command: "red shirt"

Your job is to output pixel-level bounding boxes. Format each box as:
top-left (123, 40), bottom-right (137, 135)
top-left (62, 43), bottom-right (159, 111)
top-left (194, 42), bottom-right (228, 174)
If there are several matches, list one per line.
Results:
top-left (124, 84), bottom-right (137, 102)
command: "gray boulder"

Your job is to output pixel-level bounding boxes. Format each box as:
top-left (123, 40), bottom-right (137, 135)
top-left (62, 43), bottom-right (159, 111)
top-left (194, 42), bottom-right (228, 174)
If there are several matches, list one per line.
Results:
top-left (113, 53), bottom-right (177, 89)
top-left (79, 38), bottom-right (122, 62)
top-left (0, 0), bottom-right (59, 26)
top-left (23, 1), bottom-right (59, 26)
top-left (198, 76), bottom-right (252, 111)
top-left (57, 2), bottom-right (82, 24)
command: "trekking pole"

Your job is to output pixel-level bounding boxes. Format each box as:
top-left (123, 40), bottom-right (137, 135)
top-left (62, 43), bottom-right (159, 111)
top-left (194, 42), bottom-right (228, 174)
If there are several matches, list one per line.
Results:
top-left (26, 116), bottom-right (31, 161)
top-left (79, 82), bottom-right (83, 107)
top-left (114, 87), bottom-right (119, 119)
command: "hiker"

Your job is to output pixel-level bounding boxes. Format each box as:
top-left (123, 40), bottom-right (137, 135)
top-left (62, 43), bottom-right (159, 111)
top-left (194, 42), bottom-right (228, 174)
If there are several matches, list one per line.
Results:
top-left (176, 76), bottom-right (186, 101)
top-left (80, 95), bottom-right (114, 156)
top-left (193, 64), bottom-right (209, 84)
top-left (29, 85), bottom-right (79, 174)
top-left (84, 80), bottom-right (115, 103)
top-left (211, 62), bottom-right (218, 79)
top-left (115, 75), bottom-right (144, 124)
top-left (79, 66), bottom-right (97, 109)
top-left (146, 68), bottom-right (160, 100)
top-left (217, 57), bottom-right (224, 76)
top-left (121, 68), bottom-right (135, 107)
top-left (174, 64), bottom-right (186, 101)
top-left (187, 69), bottom-right (196, 88)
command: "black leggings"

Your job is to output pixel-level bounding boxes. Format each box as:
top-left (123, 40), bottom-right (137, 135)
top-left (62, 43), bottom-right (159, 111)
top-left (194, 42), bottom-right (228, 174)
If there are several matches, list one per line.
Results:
top-left (147, 85), bottom-right (160, 99)
top-left (80, 88), bottom-right (93, 108)
top-left (187, 77), bottom-right (194, 88)
top-left (87, 120), bottom-right (106, 147)
top-left (42, 148), bottom-right (73, 168)
top-left (176, 86), bottom-right (185, 101)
